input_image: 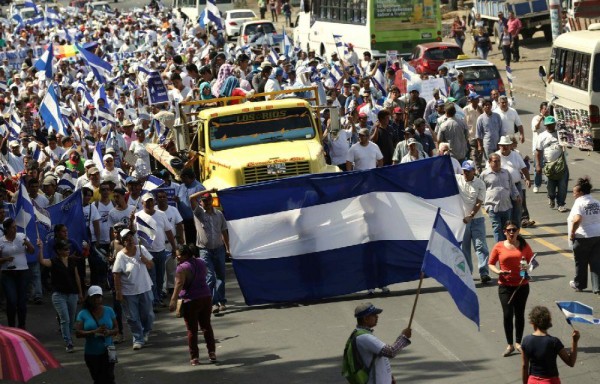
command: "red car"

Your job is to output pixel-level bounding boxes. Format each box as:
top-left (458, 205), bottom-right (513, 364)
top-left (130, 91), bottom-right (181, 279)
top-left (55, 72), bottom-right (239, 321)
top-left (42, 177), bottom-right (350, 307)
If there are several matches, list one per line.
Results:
top-left (408, 42), bottom-right (464, 75)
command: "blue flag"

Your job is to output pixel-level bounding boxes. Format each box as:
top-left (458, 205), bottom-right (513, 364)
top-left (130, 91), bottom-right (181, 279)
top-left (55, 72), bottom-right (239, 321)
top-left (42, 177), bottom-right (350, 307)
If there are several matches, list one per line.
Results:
top-left (422, 209), bottom-right (480, 329)
top-left (135, 216), bottom-right (155, 247)
top-left (218, 156), bottom-right (465, 305)
top-left (75, 43), bottom-right (113, 84)
top-left (556, 301), bottom-right (600, 325)
top-left (34, 44), bottom-right (54, 79)
top-left (39, 84), bottom-right (67, 136)
top-left (198, 0), bottom-right (223, 30)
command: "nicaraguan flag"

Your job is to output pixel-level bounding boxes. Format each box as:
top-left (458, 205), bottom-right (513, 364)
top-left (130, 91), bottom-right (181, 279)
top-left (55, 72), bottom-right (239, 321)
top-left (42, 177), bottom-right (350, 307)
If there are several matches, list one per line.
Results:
top-left (218, 156), bottom-right (465, 305)
top-left (135, 216), bottom-right (155, 246)
top-left (283, 30), bottom-right (292, 58)
top-left (142, 175), bottom-right (164, 194)
top-left (372, 66), bottom-right (388, 98)
top-left (267, 48), bottom-right (278, 65)
top-left (14, 182), bottom-right (35, 235)
top-left (422, 208), bottom-right (480, 328)
top-left (34, 44), bottom-right (54, 79)
top-left (332, 34), bottom-right (348, 54)
top-left (528, 253), bottom-right (539, 273)
top-left (9, 110), bottom-right (21, 138)
top-left (24, 0), bottom-right (40, 14)
top-left (39, 84), bottom-right (67, 136)
top-left (75, 43), bottom-right (113, 83)
top-left (45, 5), bottom-right (63, 26)
top-left (198, 0), bottom-right (223, 30)
top-left (92, 141), bottom-right (105, 170)
top-left (58, 170), bottom-right (77, 190)
top-left (556, 301), bottom-right (600, 325)
top-left (152, 119), bottom-right (161, 137)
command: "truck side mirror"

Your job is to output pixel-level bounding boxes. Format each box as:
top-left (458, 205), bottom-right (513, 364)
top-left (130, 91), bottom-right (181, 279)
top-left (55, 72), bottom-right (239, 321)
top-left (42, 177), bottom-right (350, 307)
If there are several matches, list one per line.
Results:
top-left (538, 65), bottom-right (547, 77)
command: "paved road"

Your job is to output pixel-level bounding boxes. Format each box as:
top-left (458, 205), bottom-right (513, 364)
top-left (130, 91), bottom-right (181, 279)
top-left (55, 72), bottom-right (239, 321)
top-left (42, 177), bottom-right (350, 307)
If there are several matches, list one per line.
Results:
top-left (0, 90), bottom-right (596, 384)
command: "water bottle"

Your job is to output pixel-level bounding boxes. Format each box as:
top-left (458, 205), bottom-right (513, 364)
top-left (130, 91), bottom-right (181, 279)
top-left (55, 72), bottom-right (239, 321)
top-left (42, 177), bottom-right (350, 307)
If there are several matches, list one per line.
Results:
top-left (519, 256), bottom-right (527, 279)
top-left (82, 241), bottom-right (90, 258)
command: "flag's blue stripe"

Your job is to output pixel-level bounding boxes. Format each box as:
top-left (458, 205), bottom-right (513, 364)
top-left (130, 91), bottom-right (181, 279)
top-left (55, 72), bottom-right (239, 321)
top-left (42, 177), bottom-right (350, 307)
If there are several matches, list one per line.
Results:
top-left (233, 240), bottom-right (426, 305)
top-left (220, 156), bottom-right (458, 221)
top-left (136, 216), bottom-right (154, 231)
top-left (422, 249), bottom-right (480, 325)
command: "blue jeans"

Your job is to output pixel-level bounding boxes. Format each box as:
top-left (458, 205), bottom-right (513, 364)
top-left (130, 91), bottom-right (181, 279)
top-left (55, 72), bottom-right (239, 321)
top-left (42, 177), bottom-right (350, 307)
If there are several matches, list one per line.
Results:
top-left (27, 262), bottom-right (42, 300)
top-left (488, 209), bottom-right (511, 243)
top-left (477, 47), bottom-right (489, 60)
top-left (511, 182), bottom-right (523, 227)
top-left (533, 158), bottom-right (543, 188)
top-left (52, 292), bottom-right (78, 344)
top-left (462, 217), bottom-right (490, 277)
top-left (199, 246), bottom-right (227, 305)
top-left (1, 270), bottom-right (28, 328)
top-left (148, 250), bottom-right (167, 304)
top-left (547, 166), bottom-right (569, 207)
top-left (122, 290), bottom-right (155, 345)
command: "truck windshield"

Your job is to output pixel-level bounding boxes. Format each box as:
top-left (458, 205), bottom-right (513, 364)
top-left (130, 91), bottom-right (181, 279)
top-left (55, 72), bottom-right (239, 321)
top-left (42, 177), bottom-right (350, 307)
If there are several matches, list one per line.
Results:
top-left (209, 107), bottom-right (316, 151)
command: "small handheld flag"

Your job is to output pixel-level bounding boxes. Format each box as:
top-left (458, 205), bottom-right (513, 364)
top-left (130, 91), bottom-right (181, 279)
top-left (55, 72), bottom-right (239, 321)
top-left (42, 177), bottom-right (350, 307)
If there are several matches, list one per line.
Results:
top-left (556, 301), bottom-right (600, 325)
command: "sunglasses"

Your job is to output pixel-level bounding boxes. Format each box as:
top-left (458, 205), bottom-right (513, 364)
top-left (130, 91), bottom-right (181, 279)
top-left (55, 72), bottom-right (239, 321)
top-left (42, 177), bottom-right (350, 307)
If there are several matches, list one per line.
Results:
top-left (505, 228), bottom-right (518, 233)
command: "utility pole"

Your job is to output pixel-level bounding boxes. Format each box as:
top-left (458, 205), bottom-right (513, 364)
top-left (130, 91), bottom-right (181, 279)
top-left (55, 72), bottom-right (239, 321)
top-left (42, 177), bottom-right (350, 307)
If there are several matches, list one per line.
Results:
top-left (549, 0), bottom-right (562, 40)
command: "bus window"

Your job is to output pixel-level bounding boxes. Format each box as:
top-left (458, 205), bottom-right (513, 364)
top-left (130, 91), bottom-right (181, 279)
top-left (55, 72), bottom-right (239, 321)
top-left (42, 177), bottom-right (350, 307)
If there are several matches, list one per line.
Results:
top-left (579, 53), bottom-right (590, 90)
top-left (593, 54), bottom-right (600, 92)
top-left (359, 0), bottom-right (366, 24)
top-left (563, 50), bottom-right (574, 85)
top-left (572, 53), bottom-right (582, 88)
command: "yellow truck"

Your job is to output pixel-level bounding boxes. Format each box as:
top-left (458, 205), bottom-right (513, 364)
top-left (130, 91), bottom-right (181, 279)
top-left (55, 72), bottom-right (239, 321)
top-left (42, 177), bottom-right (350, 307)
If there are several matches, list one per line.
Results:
top-left (147, 87), bottom-right (339, 192)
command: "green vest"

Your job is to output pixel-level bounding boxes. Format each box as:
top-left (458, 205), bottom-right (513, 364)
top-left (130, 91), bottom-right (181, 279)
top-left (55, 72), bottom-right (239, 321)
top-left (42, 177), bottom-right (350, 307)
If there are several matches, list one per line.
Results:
top-left (342, 328), bottom-right (374, 384)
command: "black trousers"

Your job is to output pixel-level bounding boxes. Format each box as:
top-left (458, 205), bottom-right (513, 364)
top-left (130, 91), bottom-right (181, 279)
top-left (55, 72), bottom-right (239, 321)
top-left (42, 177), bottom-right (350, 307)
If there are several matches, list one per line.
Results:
top-left (84, 352), bottom-right (115, 384)
top-left (498, 284), bottom-right (529, 345)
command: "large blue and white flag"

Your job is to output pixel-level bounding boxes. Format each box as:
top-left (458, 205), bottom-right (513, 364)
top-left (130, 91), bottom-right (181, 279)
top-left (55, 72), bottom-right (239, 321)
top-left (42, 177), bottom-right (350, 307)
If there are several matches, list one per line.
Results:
top-left (43, 190), bottom-right (88, 258)
top-left (34, 43), bottom-right (54, 78)
top-left (556, 301), bottom-right (600, 325)
top-left (198, 0), bottom-right (223, 30)
top-left (136, 216), bottom-right (155, 247)
top-left (422, 209), bottom-right (480, 328)
top-left (14, 182), bottom-right (39, 262)
top-left (24, 0), bottom-right (40, 14)
top-left (92, 141), bottom-right (105, 171)
top-left (372, 66), bottom-right (388, 98)
top-left (39, 85), bottom-right (67, 136)
top-left (75, 43), bottom-right (113, 83)
top-left (11, 14), bottom-right (24, 34)
top-left (218, 156), bottom-right (465, 305)
top-left (142, 175), bottom-right (164, 194)
top-left (8, 110), bottom-right (21, 138)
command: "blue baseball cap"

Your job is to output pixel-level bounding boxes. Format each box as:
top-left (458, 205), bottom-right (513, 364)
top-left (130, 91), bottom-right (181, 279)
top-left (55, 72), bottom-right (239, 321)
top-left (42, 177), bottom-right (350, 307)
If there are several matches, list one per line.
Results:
top-left (354, 302), bottom-right (383, 318)
top-left (461, 160), bottom-right (476, 172)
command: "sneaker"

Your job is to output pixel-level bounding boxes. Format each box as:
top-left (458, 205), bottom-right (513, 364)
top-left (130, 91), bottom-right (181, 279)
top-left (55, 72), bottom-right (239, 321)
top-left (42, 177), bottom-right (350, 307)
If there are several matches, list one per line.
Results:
top-left (208, 352), bottom-right (217, 363)
top-left (557, 205), bottom-right (569, 212)
top-left (212, 305), bottom-right (220, 314)
top-left (190, 358), bottom-right (200, 366)
top-left (133, 343), bottom-right (143, 350)
top-left (569, 281), bottom-right (583, 292)
top-left (113, 334), bottom-right (123, 344)
top-left (533, 186), bottom-right (539, 193)
top-left (367, 289), bottom-right (375, 296)
top-left (481, 275), bottom-right (492, 284)
top-left (548, 198), bottom-right (555, 209)
top-left (66, 344), bottom-right (74, 353)
top-left (380, 287), bottom-right (391, 294)
top-left (218, 304), bottom-right (227, 312)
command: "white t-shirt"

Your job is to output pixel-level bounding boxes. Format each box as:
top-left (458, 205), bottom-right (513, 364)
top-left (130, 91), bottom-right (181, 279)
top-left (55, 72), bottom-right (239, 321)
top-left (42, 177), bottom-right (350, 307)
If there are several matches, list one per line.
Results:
top-left (0, 233), bottom-right (30, 271)
top-left (135, 210), bottom-right (173, 253)
top-left (96, 201), bottom-right (115, 244)
top-left (83, 204), bottom-right (101, 242)
top-left (112, 245), bottom-right (154, 296)
top-left (530, 114), bottom-right (547, 153)
top-left (356, 333), bottom-right (392, 384)
top-left (535, 130), bottom-right (561, 162)
top-left (455, 175), bottom-right (486, 219)
top-left (129, 141), bottom-right (151, 172)
top-left (495, 150), bottom-right (526, 185)
top-left (347, 142), bottom-right (383, 170)
top-left (107, 205), bottom-right (135, 229)
top-left (495, 107), bottom-right (522, 135)
top-left (327, 129), bottom-right (352, 165)
top-left (160, 206), bottom-right (183, 252)
top-left (569, 195), bottom-right (600, 238)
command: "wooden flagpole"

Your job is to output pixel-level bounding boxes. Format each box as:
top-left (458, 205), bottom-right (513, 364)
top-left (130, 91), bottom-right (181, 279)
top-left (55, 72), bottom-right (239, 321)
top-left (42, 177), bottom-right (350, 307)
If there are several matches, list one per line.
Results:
top-left (407, 272), bottom-right (425, 329)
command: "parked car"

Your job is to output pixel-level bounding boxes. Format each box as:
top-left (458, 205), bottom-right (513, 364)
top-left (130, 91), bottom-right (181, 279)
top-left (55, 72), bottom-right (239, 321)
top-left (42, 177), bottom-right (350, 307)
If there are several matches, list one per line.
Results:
top-left (237, 20), bottom-right (283, 48)
top-left (438, 59), bottom-right (506, 99)
top-left (408, 42), bottom-right (463, 75)
top-left (224, 9), bottom-right (257, 40)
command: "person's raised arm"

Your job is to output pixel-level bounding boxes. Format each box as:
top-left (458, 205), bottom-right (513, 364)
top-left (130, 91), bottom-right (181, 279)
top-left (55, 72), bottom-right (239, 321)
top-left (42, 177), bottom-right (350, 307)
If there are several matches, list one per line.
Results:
top-left (37, 239), bottom-right (51, 268)
top-left (558, 330), bottom-right (580, 367)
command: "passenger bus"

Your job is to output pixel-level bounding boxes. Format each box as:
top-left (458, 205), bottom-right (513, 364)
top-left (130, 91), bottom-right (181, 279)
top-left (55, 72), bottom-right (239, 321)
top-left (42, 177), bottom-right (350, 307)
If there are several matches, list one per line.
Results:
top-left (171, 0), bottom-right (236, 22)
top-left (293, 0), bottom-right (442, 57)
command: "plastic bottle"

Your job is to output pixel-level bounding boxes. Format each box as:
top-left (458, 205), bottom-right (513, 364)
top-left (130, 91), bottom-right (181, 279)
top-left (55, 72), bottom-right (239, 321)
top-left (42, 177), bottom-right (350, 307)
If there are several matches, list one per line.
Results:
top-left (519, 256), bottom-right (527, 278)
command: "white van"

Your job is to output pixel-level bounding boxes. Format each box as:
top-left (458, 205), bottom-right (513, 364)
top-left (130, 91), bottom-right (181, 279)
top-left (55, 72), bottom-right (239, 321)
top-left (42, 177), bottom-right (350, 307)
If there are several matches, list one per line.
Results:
top-left (540, 23), bottom-right (600, 148)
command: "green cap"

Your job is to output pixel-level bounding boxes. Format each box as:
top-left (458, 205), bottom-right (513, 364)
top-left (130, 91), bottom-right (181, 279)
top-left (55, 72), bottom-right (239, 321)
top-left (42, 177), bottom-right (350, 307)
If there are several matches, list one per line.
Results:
top-left (544, 115), bottom-right (557, 125)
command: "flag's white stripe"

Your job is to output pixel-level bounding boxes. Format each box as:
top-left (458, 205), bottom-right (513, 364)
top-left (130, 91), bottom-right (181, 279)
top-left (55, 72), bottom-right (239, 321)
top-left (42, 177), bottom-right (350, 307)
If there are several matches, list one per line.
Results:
top-left (228, 192), bottom-right (464, 260)
top-left (560, 309), bottom-right (597, 323)
top-left (426, 229), bottom-right (476, 291)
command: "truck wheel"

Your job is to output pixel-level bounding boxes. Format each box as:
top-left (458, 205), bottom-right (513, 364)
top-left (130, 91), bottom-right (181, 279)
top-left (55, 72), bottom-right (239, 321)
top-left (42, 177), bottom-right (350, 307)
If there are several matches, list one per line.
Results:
top-left (543, 25), bottom-right (552, 42)
top-left (520, 29), bottom-right (533, 39)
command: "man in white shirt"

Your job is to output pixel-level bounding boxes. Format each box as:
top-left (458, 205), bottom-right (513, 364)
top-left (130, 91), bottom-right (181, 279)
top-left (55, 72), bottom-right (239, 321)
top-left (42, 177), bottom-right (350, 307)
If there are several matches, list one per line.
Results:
top-left (495, 95), bottom-right (524, 143)
top-left (530, 101), bottom-right (549, 193)
top-left (456, 160), bottom-right (490, 281)
top-left (135, 193), bottom-right (177, 306)
top-left (496, 135), bottom-right (531, 226)
top-left (155, 189), bottom-right (184, 295)
top-left (264, 67), bottom-right (284, 100)
top-left (346, 128), bottom-right (384, 171)
top-left (343, 303), bottom-right (411, 384)
top-left (324, 122), bottom-right (354, 171)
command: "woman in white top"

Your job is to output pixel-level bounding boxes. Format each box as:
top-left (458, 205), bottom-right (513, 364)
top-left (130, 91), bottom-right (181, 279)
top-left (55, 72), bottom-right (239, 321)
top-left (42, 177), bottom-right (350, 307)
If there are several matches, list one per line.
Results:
top-left (112, 229), bottom-right (155, 350)
top-left (128, 127), bottom-right (151, 176)
top-left (568, 177), bottom-right (600, 294)
top-left (400, 138), bottom-right (428, 163)
top-left (0, 218), bottom-right (35, 328)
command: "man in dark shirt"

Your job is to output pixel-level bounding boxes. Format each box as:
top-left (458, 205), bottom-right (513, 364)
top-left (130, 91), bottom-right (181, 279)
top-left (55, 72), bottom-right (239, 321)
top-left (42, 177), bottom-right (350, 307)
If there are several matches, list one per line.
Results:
top-left (413, 118), bottom-right (435, 157)
top-left (405, 85), bottom-right (427, 126)
top-left (370, 109), bottom-right (395, 166)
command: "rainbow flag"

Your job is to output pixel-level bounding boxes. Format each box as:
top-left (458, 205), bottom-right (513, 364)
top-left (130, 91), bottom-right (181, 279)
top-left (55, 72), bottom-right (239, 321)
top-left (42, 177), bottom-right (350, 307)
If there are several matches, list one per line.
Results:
top-left (54, 44), bottom-right (78, 59)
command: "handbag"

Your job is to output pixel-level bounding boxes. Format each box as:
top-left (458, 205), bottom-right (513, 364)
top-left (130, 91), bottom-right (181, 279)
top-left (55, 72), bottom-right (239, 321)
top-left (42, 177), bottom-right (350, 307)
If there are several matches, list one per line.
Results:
top-left (175, 259), bottom-right (197, 318)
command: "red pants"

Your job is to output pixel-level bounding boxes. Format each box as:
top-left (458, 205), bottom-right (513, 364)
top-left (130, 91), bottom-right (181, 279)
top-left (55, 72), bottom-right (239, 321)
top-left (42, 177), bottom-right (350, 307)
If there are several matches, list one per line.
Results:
top-left (528, 376), bottom-right (561, 384)
top-left (182, 296), bottom-right (216, 360)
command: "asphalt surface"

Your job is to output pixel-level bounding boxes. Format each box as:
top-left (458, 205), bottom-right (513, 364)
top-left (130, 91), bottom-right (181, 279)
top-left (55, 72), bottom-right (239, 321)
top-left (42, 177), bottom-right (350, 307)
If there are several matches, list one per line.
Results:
top-left (1, 2), bottom-right (599, 384)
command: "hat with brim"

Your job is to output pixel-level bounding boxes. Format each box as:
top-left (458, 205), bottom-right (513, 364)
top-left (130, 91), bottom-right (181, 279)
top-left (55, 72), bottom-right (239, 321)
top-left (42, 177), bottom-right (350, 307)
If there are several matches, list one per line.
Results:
top-left (498, 135), bottom-right (513, 146)
top-left (87, 285), bottom-right (103, 297)
top-left (544, 115), bottom-right (557, 125)
top-left (461, 160), bottom-right (476, 172)
top-left (354, 302), bottom-right (383, 318)
top-left (407, 138), bottom-right (417, 145)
